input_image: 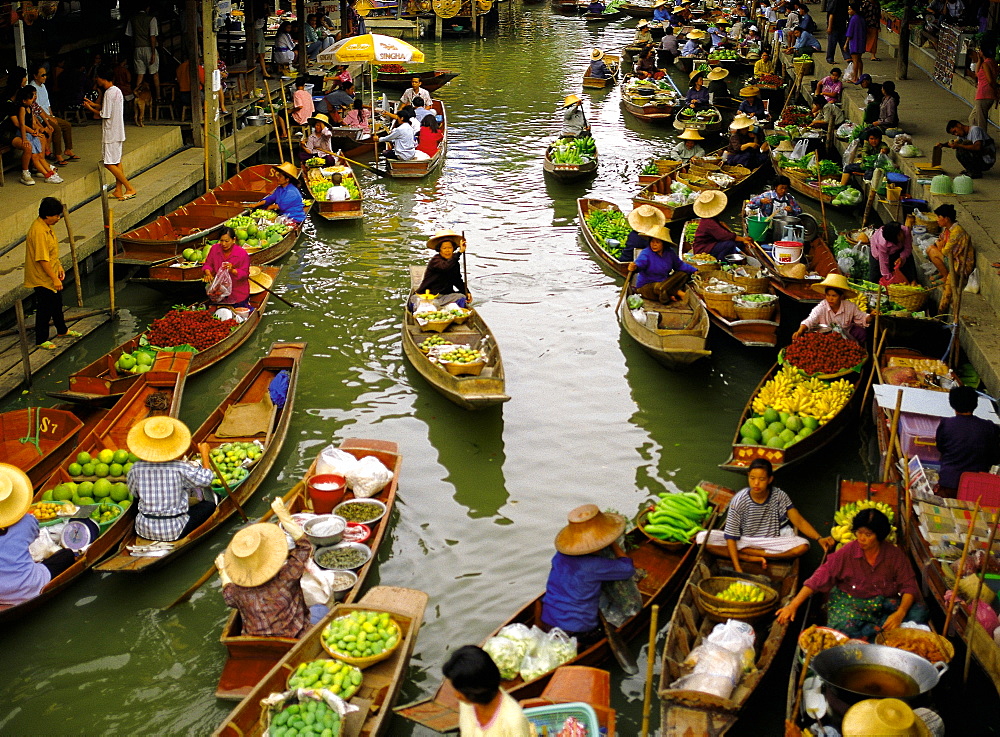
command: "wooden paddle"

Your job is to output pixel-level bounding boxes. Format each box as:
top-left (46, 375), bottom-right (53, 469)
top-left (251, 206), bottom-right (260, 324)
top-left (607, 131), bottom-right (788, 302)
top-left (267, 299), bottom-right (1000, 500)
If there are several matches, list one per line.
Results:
top-left (201, 442), bottom-right (249, 523)
top-left (336, 153), bottom-right (390, 178)
top-left (943, 497), bottom-right (982, 637)
top-left (248, 276), bottom-right (298, 309)
top-left (616, 271), bottom-right (635, 314)
top-left (640, 604), bottom-right (660, 737)
top-left (784, 651), bottom-right (813, 737)
top-left (600, 611), bottom-right (639, 675)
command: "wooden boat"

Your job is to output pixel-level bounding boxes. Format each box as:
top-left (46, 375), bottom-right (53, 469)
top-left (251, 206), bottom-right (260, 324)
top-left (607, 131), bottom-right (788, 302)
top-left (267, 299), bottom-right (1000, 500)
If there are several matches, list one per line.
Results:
top-left (401, 266), bottom-right (509, 410)
top-left (300, 155), bottom-right (364, 222)
top-left (214, 586), bottom-right (429, 737)
top-left (741, 213), bottom-right (841, 304)
top-left (397, 484), bottom-right (734, 732)
top-left (543, 140), bottom-right (599, 183)
top-left (621, 89), bottom-right (678, 123)
top-left (521, 666), bottom-right (617, 736)
top-left (48, 267), bottom-right (278, 404)
top-left (634, 155), bottom-right (765, 225)
top-left (373, 69), bottom-right (458, 92)
top-left (214, 437), bottom-right (402, 701)
top-left (116, 165), bottom-right (285, 267)
top-left (771, 150), bottom-right (856, 211)
top-left (385, 100), bottom-right (447, 179)
top-left (2, 407), bottom-right (84, 490)
top-left (619, 286), bottom-right (712, 368)
top-left (577, 197), bottom-right (632, 276)
top-left (718, 360), bottom-right (865, 473)
top-left (673, 106), bottom-right (724, 133)
top-left (552, 0), bottom-right (583, 13)
top-left (622, 2), bottom-right (655, 18)
top-left (659, 553), bottom-right (799, 735)
top-left (639, 158), bottom-right (685, 186)
top-left (583, 54), bottom-right (621, 88)
top-left (94, 342), bottom-right (304, 574)
top-left (0, 353), bottom-right (191, 624)
top-left (584, 9), bottom-right (625, 22)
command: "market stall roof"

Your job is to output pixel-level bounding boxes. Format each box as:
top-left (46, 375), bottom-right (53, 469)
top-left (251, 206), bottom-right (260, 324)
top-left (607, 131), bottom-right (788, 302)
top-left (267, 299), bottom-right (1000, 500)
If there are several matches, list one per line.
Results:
top-left (873, 384), bottom-right (1000, 423)
top-left (316, 33), bottom-right (425, 64)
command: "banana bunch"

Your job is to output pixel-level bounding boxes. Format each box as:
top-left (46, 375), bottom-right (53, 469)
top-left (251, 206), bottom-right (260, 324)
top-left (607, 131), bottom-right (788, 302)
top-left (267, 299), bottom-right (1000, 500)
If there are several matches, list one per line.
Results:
top-left (830, 500), bottom-right (897, 548)
top-left (751, 370), bottom-right (854, 425)
top-left (717, 581), bottom-right (768, 603)
top-left (752, 365), bottom-right (804, 414)
top-left (799, 378), bottom-right (854, 423)
top-left (851, 292), bottom-right (869, 313)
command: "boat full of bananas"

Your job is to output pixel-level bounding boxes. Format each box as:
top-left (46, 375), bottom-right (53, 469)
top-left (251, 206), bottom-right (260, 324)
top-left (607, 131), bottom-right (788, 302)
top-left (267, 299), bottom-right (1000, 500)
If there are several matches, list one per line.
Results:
top-left (830, 499), bottom-right (896, 547)
top-left (717, 581), bottom-right (769, 603)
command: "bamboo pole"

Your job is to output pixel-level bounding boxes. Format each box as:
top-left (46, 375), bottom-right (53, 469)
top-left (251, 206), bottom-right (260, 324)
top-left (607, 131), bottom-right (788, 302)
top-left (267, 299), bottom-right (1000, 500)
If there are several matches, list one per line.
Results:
top-left (14, 300), bottom-right (32, 388)
top-left (943, 498), bottom-right (982, 637)
top-left (965, 509), bottom-right (1000, 683)
top-left (279, 80), bottom-right (293, 158)
top-left (948, 283), bottom-right (965, 369)
top-left (640, 604), bottom-right (660, 737)
top-left (883, 388), bottom-right (904, 482)
top-left (106, 208), bottom-right (115, 316)
top-left (267, 81), bottom-right (284, 162)
top-left (232, 108), bottom-right (240, 171)
top-left (62, 204), bottom-right (83, 308)
top-left (204, 84), bottom-right (211, 188)
top-left (859, 328), bottom-right (888, 417)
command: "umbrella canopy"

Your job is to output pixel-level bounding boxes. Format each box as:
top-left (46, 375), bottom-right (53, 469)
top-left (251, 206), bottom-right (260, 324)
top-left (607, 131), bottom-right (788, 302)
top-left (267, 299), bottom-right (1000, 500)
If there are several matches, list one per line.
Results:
top-left (316, 34), bottom-right (425, 65)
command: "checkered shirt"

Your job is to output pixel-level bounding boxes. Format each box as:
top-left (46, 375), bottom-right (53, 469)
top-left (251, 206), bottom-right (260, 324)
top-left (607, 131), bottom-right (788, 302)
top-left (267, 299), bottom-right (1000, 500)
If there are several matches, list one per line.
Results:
top-left (223, 538), bottom-right (312, 637)
top-left (128, 460), bottom-right (214, 541)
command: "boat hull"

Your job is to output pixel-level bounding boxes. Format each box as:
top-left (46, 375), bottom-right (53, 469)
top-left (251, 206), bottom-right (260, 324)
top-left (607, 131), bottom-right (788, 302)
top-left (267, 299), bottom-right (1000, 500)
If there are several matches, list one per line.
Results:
top-left (386, 101), bottom-right (446, 179)
top-left (576, 197), bottom-right (631, 277)
top-left (619, 289), bottom-right (712, 368)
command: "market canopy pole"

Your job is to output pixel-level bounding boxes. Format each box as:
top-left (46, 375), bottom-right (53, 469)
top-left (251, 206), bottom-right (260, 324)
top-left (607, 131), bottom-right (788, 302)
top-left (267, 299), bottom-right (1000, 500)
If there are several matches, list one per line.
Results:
top-left (185, 0), bottom-right (204, 148)
top-left (297, 0), bottom-right (307, 76)
top-left (203, 0), bottom-right (223, 188)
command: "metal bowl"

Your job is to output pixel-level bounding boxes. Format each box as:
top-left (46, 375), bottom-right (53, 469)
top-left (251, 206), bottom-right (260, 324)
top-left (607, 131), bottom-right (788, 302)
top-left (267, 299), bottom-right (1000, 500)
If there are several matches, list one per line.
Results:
top-left (313, 541), bottom-right (373, 571)
top-left (333, 498), bottom-right (387, 526)
top-left (245, 115), bottom-right (270, 126)
top-left (302, 514), bottom-right (346, 546)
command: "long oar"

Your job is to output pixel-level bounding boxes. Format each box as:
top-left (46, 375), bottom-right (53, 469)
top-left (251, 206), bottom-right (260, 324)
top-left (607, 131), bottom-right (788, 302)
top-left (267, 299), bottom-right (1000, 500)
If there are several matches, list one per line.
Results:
top-left (202, 442), bottom-right (248, 523)
top-left (337, 153), bottom-right (390, 178)
top-left (601, 611), bottom-right (639, 674)
top-left (616, 271), bottom-right (635, 314)
top-left (249, 276), bottom-right (298, 309)
top-left (943, 497), bottom-right (982, 636)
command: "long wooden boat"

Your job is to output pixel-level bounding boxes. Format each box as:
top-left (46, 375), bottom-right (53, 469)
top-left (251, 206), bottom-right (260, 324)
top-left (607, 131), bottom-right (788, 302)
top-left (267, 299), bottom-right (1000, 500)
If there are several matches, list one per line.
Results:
top-left (521, 666), bottom-right (617, 736)
top-left (639, 158), bottom-right (685, 186)
top-left (718, 360), bottom-right (865, 473)
top-left (659, 553), bottom-right (799, 735)
top-left (583, 54), bottom-right (621, 88)
top-left (741, 216), bottom-right (841, 304)
top-left (673, 106), bottom-right (724, 133)
top-left (634, 156), bottom-right (765, 225)
top-left (373, 69), bottom-right (458, 92)
top-left (0, 353), bottom-right (191, 624)
top-left (48, 267), bottom-right (278, 404)
top-left (771, 150), bottom-right (857, 211)
top-left (385, 100), bottom-right (447, 179)
top-left (619, 286), bottom-right (712, 368)
top-left (622, 93), bottom-right (677, 123)
top-left (116, 165), bottom-right (285, 266)
top-left (94, 342), bottom-right (305, 574)
top-left (214, 437), bottom-right (402, 701)
top-left (577, 197), bottom-right (632, 276)
top-left (3, 407), bottom-right (85, 490)
top-left (215, 586), bottom-right (429, 737)
top-left (300, 155), bottom-right (364, 222)
top-left (397, 484), bottom-right (734, 732)
top-left (543, 140), bottom-right (599, 183)
top-left (401, 266), bottom-right (509, 410)
top-left (622, 2), bottom-right (655, 17)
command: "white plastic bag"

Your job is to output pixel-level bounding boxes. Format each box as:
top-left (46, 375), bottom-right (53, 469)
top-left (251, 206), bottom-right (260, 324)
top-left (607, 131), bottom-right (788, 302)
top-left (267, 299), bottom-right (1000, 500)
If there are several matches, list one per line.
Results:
top-left (683, 641), bottom-right (742, 687)
top-left (791, 138), bottom-right (810, 160)
top-left (707, 619), bottom-right (756, 654)
top-left (844, 60), bottom-right (856, 83)
top-left (29, 527), bottom-right (61, 563)
top-left (413, 295), bottom-right (437, 314)
top-left (315, 446), bottom-right (359, 477)
top-left (207, 268), bottom-right (233, 303)
top-left (301, 558), bottom-right (337, 607)
top-left (965, 268), bottom-right (981, 294)
top-left (842, 138), bottom-right (860, 167)
top-left (483, 635), bottom-right (529, 680)
top-left (344, 455), bottom-right (393, 498)
top-left (670, 673), bottom-right (735, 699)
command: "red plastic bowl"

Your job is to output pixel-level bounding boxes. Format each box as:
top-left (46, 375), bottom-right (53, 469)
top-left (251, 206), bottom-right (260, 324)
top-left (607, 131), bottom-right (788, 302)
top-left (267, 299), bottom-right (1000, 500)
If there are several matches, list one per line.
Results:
top-left (342, 522), bottom-right (371, 544)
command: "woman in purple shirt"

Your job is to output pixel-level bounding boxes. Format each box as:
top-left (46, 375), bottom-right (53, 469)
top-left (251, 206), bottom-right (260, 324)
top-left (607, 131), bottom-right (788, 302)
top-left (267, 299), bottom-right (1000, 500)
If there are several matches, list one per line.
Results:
top-left (776, 508), bottom-right (926, 639)
top-left (869, 221), bottom-right (917, 284)
top-left (846, 4), bottom-right (867, 83)
top-left (627, 225), bottom-right (696, 303)
top-left (0, 464), bottom-right (75, 607)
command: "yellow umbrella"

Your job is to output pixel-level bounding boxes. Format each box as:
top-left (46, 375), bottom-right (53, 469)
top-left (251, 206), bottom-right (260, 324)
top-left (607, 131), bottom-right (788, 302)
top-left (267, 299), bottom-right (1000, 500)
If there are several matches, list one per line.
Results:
top-left (316, 33), bottom-right (426, 64)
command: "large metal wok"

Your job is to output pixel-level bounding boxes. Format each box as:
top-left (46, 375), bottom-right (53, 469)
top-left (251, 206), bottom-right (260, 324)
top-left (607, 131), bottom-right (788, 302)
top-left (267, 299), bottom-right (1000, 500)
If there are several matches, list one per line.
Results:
top-left (812, 643), bottom-right (947, 705)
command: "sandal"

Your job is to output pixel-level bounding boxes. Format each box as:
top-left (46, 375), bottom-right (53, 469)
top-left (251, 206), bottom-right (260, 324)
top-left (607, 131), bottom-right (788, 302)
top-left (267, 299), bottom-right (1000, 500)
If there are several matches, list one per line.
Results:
top-left (64, 154), bottom-right (80, 161)
top-left (38, 341), bottom-right (56, 350)
top-left (54, 159), bottom-right (69, 167)
top-left (117, 193), bottom-right (137, 201)
top-left (56, 330), bottom-right (83, 338)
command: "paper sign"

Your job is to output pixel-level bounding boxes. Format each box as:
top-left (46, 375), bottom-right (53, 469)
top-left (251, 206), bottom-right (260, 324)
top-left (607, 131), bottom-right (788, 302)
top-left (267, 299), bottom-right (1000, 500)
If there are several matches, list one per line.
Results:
top-left (874, 384), bottom-right (1000, 423)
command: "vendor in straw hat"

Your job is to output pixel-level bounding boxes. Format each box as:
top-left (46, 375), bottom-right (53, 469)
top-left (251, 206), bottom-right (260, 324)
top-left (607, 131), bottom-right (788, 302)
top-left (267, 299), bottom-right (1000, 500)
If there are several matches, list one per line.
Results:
top-left (248, 162), bottom-right (306, 225)
top-left (680, 32), bottom-right (703, 57)
top-left (706, 66), bottom-right (735, 105)
top-left (127, 417), bottom-right (217, 543)
top-left (216, 497), bottom-right (317, 637)
top-left (669, 127), bottom-right (707, 162)
top-left (560, 94), bottom-right (589, 138)
top-left (628, 224), bottom-right (696, 303)
top-left (414, 230), bottom-right (472, 309)
top-left (588, 48), bottom-right (613, 80)
top-left (841, 698), bottom-right (934, 737)
top-left (652, 0), bottom-right (671, 22)
top-left (724, 112), bottom-right (767, 168)
top-left (633, 19), bottom-right (654, 45)
top-left (0, 464), bottom-right (76, 606)
top-left (203, 225), bottom-right (252, 309)
top-left (299, 113), bottom-right (338, 166)
top-left (623, 204), bottom-right (666, 262)
top-left (749, 175), bottom-right (802, 217)
top-left (737, 85), bottom-right (769, 122)
top-left (792, 273), bottom-right (870, 342)
top-left (684, 69), bottom-right (710, 109)
top-left (690, 190), bottom-right (754, 259)
top-left (540, 505), bottom-right (635, 646)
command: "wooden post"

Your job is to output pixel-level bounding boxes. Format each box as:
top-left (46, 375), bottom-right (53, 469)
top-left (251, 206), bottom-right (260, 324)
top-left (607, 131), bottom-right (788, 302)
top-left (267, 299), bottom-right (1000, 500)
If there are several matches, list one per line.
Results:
top-left (14, 300), bottom-right (32, 388)
top-left (949, 284), bottom-right (965, 369)
top-left (297, 0), bottom-right (307, 76)
top-left (62, 204), bottom-right (83, 308)
top-left (279, 81), bottom-right (294, 157)
top-left (435, 12), bottom-right (443, 39)
top-left (896, 5), bottom-right (910, 81)
top-left (186, 0), bottom-right (204, 148)
top-left (268, 81), bottom-right (285, 162)
top-left (232, 108), bottom-right (240, 171)
top-left (107, 208), bottom-right (116, 316)
top-left (883, 388), bottom-right (904, 482)
top-left (203, 0), bottom-right (222, 188)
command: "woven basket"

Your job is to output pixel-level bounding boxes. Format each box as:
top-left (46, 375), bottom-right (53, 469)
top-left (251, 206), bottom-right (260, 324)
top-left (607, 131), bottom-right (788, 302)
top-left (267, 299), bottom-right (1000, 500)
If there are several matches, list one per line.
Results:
top-left (887, 285), bottom-right (928, 311)
top-left (729, 270), bottom-right (771, 294)
top-left (320, 615), bottom-right (402, 669)
top-left (694, 576), bottom-right (779, 622)
top-left (416, 317), bottom-right (453, 333)
top-left (442, 359), bottom-right (486, 376)
top-left (635, 509), bottom-right (690, 551)
top-left (793, 59), bottom-right (814, 75)
top-left (700, 286), bottom-right (744, 320)
top-left (735, 301), bottom-right (777, 320)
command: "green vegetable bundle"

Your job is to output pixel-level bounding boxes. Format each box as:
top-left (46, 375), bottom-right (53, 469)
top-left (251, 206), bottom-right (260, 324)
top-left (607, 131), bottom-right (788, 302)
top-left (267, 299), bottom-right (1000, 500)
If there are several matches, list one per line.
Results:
top-left (642, 486), bottom-right (712, 543)
top-left (641, 160), bottom-right (660, 175)
top-left (585, 209), bottom-right (630, 257)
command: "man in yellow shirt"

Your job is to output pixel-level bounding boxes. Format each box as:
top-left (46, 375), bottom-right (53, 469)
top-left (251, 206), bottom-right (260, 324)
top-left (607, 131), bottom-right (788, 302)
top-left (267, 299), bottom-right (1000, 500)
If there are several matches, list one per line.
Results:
top-left (23, 197), bottom-right (79, 349)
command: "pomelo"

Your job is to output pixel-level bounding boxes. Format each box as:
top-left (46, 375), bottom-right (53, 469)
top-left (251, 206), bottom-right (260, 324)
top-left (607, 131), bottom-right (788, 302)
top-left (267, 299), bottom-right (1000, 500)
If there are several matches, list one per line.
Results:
top-left (779, 428), bottom-right (796, 444)
top-left (124, 462), bottom-right (134, 474)
top-left (763, 408), bottom-right (779, 425)
top-left (95, 463), bottom-right (110, 478)
top-left (751, 417), bottom-right (767, 431)
top-left (741, 421), bottom-right (762, 442)
top-left (778, 411), bottom-right (790, 425)
top-left (766, 436), bottom-right (784, 449)
top-left (82, 462), bottom-right (96, 476)
top-left (41, 489), bottom-right (54, 501)
top-left (77, 481), bottom-right (94, 497)
top-left (799, 426), bottom-right (814, 438)
top-left (118, 354), bottom-right (136, 371)
top-left (247, 223), bottom-right (258, 237)
top-left (235, 228), bottom-right (248, 241)
top-left (118, 498), bottom-right (132, 509)
top-left (761, 429), bottom-right (777, 444)
top-left (113, 449), bottom-right (129, 465)
top-left (76, 451), bottom-right (92, 466)
top-left (110, 483), bottom-right (130, 503)
top-left (767, 421), bottom-right (785, 435)
top-left (802, 416), bottom-right (819, 430)
top-left (97, 448), bottom-right (115, 465)
top-left (128, 453), bottom-right (140, 463)
top-left (68, 462), bottom-right (83, 476)
top-left (53, 486), bottom-right (73, 502)
top-left (182, 248), bottom-right (196, 261)
top-left (741, 435), bottom-right (759, 446)
top-left (93, 479), bottom-right (113, 498)
top-left (785, 415), bottom-right (803, 432)
top-left (136, 352), bottom-right (154, 367)
top-left (77, 497), bottom-right (95, 506)
top-left (134, 364), bottom-right (151, 374)
top-left (109, 463), bottom-right (124, 477)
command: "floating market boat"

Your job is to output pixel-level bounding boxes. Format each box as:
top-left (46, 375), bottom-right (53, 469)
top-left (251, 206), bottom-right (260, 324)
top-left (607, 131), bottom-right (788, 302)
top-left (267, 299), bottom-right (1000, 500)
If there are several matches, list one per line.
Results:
top-left (583, 8), bottom-right (625, 21)
top-left (621, 1), bottom-right (655, 18)
top-left (621, 76), bottom-right (679, 123)
top-left (740, 213), bottom-right (841, 304)
top-left (214, 437), bottom-right (402, 701)
top-left (214, 586), bottom-right (429, 737)
top-left (619, 286), bottom-right (712, 368)
top-left (718, 358), bottom-right (865, 473)
top-left (372, 69), bottom-right (459, 93)
top-left (770, 149), bottom-right (857, 211)
top-left (672, 105), bottom-right (724, 133)
top-left (48, 267), bottom-right (279, 405)
top-left (633, 155), bottom-right (764, 225)
top-left (384, 100), bottom-right (447, 178)
top-left (300, 155), bottom-right (364, 222)
top-left (0, 354), bottom-right (191, 624)
top-left (583, 54), bottom-right (621, 88)
top-left (576, 197), bottom-right (632, 276)
top-left (521, 666), bottom-right (617, 735)
top-left (3, 407), bottom-right (85, 490)
top-left (638, 159), bottom-right (685, 186)
top-left (659, 552), bottom-right (799, 734)
top-left (94, 342), bottom-right (304, 574)
top-left (401, 266), bottom-right (509, 410)
top-left (397, 484), bottom-right (734, 732)
top-left (543, 136), bottom-right (599, 183)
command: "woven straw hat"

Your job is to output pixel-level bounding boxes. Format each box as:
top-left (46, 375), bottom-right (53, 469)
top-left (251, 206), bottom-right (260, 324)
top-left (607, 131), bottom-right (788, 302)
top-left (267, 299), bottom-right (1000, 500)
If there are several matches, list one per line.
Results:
top-left (555, 504), bottom-right (626, 555)
top-left (693, 189), bottom-right (728, 218)
top-left (307, 113), bottom-right (333, 130)
top-left (729, 112), bottom-right (755, 130)
top-left (638, 19), bottom-right (649, 26)
top-left (645, 224), bottom-right (675, 244)
top-left (842, 699), bottom-right (931, 737)
top-left (740, 85), bottom-right (760, 97)
top-left (249, 271), bottom-right (274, 294)
top-left (679, 128), bottom-right (705, 141)
top-left (0, 464), bottom-right (33, 529)
top-left (272, 162), bottom-right (300, 181)
top-left (654, 0), bottom-right (667, 6)
top-left (707, 67), bottom-right (729, 81)
top-left (811, 272), bottom-right (858, 299)
top-left (776, 139), bottom-right (795, 152)
top-left (427, 229), bottom-right (465, 251)
top-left (627, 204), bottom-right (667, 236)
top-left (591, 48), bottom-right (605, 61)
top-left (564, 94), bottom-right (582, 107)
top-left (689, 69), bottom-right (706, 81)
top-left (127, 417), bottom-right (192, 462)
top-left (223, 523), bottom-right (290, 587)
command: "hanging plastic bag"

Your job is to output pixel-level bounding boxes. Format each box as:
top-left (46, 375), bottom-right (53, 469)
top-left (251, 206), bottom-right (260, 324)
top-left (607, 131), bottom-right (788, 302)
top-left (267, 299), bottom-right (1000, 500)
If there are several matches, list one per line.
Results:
top-left (835, 121), bottom-right (856, 140)
top-left (315, 446), bottom-right (360, 477)
top-left (965, 268), bottom-right (981, 294)
top-left (207, 268), bottom-right (233, 303)
top-left (844, 60), bottom-right (856, 83)
top-left (344, 455), bottom-right (393, 498)
top-left (842, 138), bottom-right (860, 167)
top-left (791, 138), bottom-right (811, 160)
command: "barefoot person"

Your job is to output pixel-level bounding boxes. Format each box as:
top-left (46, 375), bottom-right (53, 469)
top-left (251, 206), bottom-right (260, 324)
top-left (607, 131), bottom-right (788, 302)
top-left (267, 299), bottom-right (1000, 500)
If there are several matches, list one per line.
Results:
top-left (23, 197), bottom-right (82, 349)
top-left (83, 65), bottom-right (136, 200)
top-left (698, 458), bottom-right (833, 572)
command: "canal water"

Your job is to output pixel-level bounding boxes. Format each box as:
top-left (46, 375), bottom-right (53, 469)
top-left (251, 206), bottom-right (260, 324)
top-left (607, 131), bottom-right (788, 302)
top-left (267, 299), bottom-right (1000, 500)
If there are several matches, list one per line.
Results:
top-left (4, 7), bottom-right (991, 736)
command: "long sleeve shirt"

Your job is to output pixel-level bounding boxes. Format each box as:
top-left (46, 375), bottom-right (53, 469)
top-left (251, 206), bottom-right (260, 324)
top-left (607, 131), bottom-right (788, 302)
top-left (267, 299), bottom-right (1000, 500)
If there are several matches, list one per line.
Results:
top-left (691, 218), bottom-right (737, 254)
top-left (684, 87), bottom-right (710, 107)
top-left (541, 552), bottom-right (635, 633)
top-left (750, 189), bottom-right (802, 216)
top-left (936, 414), bottom-right (1000, 488)
top-left (0, 516), bottom-right (51, 606)
top-left (203, 242), bottom-right (251, 304)
top-left (262, 182), bottom-right (306, 224)
top-left (800, 298), bottom-right (868, 331)
top-left (633, 245), bottom-right (697, 288)
top-left (670, 140), bottom-right (707, 161)
top-left (416, 252), bottom-right (467, 295)
top-left (223, 538), bottom-right (312, 637)
top-left (869, 225), bottom-right (913, 280)
top-left (562, 105), bottom-right (588, 136)
top-left (795, 30), bottom-right (822, 52)
top-left (804, 540), bottom-right (920, 600)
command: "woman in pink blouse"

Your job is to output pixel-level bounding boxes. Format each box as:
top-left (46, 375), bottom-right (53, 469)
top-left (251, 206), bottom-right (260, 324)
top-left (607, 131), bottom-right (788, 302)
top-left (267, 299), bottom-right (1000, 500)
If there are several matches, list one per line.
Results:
top-left (792, 273), bottom-right (870, 342)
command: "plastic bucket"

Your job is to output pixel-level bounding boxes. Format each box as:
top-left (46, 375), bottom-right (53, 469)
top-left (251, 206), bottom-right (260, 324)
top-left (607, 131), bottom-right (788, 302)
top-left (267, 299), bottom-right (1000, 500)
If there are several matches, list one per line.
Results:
top-left (308, 474), bottom-right (347, 514)
top-left (747, 216), bottom-right (770, 242)
top-left (773, 241), bottom-right (803, 264)
top-left (886, 185), bottom-right (901, 203)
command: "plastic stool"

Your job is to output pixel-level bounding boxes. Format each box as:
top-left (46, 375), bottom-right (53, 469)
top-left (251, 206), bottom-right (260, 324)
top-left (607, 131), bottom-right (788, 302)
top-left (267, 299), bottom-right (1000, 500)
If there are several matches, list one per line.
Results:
top-left (957, 472), bottom-right (1000, 507)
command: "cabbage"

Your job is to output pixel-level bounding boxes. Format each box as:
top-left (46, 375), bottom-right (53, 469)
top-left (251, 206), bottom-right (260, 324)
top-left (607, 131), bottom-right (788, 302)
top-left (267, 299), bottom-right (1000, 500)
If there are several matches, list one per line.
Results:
top-left (899, 144), bottom-right (922, 157)
top-left (483, 636), bottom-right (528, 680)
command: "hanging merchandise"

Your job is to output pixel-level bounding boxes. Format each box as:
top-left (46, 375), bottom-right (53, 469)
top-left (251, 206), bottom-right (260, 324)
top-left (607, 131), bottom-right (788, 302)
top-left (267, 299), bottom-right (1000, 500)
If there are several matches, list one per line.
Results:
top-left (476, 0), bottom-right (493, 10)
top-left (433, 0), bottom-right (462, 17)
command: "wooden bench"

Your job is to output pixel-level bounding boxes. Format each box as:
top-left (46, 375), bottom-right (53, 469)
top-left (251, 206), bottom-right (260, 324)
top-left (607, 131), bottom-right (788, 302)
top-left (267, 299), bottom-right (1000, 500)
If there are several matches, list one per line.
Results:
top-left (0, 143), bottom-right (14, 186)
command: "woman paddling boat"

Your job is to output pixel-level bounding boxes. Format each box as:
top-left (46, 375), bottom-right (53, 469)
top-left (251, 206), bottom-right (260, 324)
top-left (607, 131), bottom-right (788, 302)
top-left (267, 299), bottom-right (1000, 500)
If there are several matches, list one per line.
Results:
top-left (247, 163), bottom-right (306, 225)
top-left (414, 230), bottom-right (472, 309)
